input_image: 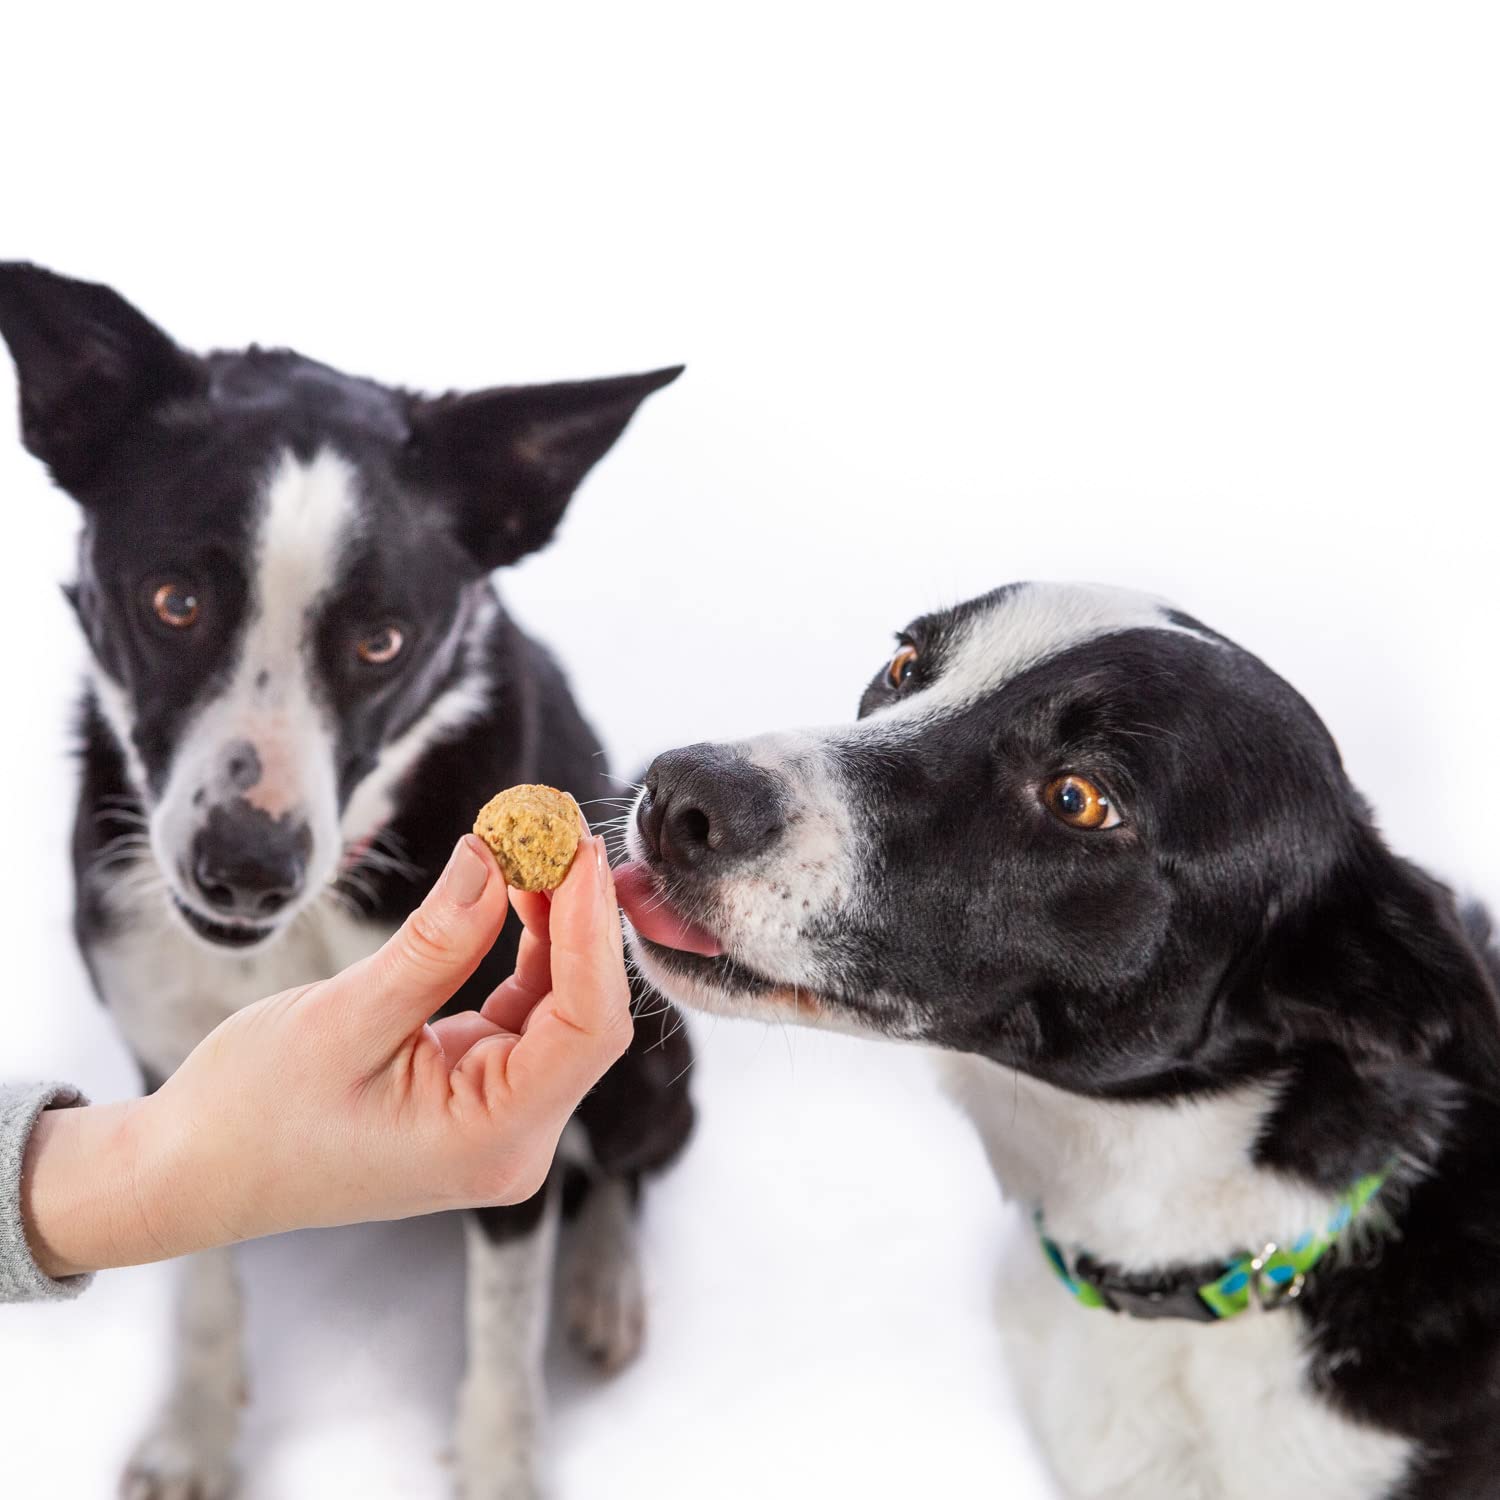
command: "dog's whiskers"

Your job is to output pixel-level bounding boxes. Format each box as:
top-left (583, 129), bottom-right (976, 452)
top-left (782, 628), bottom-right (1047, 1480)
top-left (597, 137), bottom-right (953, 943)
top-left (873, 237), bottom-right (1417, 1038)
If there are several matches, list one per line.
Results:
top-left (323, 885), bottom-right (366, 923)
top-left (88, 830), bottom-right (154, 881)
top-left (336, 867), bottom-right (383, 913)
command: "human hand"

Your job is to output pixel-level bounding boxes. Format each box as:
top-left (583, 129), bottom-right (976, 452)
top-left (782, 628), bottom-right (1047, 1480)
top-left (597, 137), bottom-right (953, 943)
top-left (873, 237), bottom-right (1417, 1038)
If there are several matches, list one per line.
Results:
top-left (23, 831), bottom-right (633, 1277)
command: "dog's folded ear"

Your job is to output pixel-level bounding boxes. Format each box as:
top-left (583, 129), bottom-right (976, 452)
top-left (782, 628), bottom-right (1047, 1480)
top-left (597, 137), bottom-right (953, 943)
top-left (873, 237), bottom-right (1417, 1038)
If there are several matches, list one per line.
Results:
top-left (402, 365), bottom-right (684, 570)
top-left (1258, 847), bottom-right (1500, 1081)
top-left (0, 263), bottom-right (206, 491)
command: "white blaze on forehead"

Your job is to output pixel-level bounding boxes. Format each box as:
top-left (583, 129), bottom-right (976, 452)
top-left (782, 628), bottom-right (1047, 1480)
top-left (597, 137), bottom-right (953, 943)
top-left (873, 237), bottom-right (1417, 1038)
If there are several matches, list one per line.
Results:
top-left (244, 448), bottom-right (362, 692)
top-left (886, 581), bottom-right (1213, 724)
top-left (226, 447), bottom-right (361, 817)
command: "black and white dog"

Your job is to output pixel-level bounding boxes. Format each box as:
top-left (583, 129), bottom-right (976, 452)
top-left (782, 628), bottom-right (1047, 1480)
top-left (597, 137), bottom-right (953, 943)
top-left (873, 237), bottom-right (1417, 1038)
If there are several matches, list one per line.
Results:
top-left (0, 264), bottom-right (695, 1500)
top-left (616, 581), bottom-right (1500, 1500)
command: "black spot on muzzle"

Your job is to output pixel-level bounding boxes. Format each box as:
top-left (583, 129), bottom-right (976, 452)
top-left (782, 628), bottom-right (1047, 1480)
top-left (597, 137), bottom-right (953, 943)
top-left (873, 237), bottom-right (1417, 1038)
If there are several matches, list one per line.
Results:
top-left (224, 739), bottom-right (262, 792)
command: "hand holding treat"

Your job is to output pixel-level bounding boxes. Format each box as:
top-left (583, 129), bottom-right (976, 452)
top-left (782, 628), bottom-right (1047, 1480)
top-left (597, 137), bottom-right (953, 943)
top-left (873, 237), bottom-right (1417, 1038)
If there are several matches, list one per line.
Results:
top-left (21, 815), bottom-right (633, 1277)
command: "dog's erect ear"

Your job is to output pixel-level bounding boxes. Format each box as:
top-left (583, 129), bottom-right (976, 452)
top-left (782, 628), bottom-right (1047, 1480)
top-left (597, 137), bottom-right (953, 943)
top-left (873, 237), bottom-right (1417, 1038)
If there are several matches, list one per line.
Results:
top-left (402, 365), bottom-right (683, 570)
top-left (0, 263), bottom-right (206, 491)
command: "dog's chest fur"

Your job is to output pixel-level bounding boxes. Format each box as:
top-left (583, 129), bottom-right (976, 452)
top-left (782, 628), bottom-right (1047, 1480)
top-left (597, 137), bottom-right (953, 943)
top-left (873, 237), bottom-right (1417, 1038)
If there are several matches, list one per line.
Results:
top-left (943, 1056), bottom-right (1415, 1500)
top-left (89, 881), bottom-right (393, 1081)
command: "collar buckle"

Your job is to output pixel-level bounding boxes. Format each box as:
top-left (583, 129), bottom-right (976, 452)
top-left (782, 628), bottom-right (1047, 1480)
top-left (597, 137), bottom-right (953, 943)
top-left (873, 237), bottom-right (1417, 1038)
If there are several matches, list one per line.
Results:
top-left (1247, 1243), bottom-right (1307, 1312)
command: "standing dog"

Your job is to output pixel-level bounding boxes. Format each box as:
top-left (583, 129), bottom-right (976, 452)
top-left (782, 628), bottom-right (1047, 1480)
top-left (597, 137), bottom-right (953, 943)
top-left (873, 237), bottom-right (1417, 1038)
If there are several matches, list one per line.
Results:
top-left (616, 581), bottom-right (1500, 1499)
top-left (0, 263), bottom-right (694, 1500)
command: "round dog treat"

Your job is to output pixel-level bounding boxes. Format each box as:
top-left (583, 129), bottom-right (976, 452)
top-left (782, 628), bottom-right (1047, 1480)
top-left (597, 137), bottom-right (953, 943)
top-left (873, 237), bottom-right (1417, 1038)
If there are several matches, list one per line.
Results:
top-left (472, 784), bottom-right (583, 892)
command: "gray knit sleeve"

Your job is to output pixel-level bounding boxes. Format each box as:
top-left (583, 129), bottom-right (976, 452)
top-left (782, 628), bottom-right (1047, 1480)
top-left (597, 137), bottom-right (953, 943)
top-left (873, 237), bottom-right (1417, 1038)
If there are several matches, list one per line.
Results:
top-left (0, 1082), bottom-right (94, 1303)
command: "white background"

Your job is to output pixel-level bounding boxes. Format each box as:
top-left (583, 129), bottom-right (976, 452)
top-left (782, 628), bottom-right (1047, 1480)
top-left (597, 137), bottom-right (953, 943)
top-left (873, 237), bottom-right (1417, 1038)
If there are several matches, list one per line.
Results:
top-left (2, 4), bottom-right (1498, 1497)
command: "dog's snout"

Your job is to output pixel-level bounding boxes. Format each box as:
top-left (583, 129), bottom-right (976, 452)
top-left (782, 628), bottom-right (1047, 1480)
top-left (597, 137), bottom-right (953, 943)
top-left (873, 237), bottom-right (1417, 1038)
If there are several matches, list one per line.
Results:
top-left (640, 744), bottom-right (786, 870)
top-left (190, 802), bottom-right (311, 920)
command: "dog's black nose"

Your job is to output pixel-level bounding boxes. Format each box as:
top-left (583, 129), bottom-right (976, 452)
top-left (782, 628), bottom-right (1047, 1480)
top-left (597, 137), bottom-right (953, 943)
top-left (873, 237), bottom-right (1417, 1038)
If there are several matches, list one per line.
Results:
top-left (639, 744), bottom-right (786, 870)
top-left (190, 804), bottom-right (311, 921)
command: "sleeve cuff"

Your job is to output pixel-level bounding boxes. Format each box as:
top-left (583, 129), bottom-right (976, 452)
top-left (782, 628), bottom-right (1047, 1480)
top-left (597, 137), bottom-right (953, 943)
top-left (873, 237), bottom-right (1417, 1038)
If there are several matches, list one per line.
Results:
top-left (0, 1082), bottom-right (95, 1303)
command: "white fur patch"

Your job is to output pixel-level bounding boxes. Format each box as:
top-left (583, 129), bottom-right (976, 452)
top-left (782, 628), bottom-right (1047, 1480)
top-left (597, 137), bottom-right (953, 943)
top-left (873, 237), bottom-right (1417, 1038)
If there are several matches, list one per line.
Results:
top-left (946, 1061), bottom-right (1346, 1267)
top-left (946, 1056), bottom-right (1416, 1500)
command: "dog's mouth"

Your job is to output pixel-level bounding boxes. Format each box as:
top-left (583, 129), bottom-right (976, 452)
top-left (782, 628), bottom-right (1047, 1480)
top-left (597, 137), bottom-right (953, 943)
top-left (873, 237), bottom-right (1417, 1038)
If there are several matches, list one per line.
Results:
top-left (613, 862), bottom-right (723, 957)
top-left (614, 861), bottom-right (831, 1022)
top-left (170, 894), bottom-right (279, 951)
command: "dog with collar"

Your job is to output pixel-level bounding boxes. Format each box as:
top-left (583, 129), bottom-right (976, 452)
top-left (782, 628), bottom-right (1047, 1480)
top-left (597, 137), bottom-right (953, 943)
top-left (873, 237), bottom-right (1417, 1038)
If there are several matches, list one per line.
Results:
top-left (615, 580), bottom-right (1500, 1499)
top-left (0, 263), bottom-right (695, 1500)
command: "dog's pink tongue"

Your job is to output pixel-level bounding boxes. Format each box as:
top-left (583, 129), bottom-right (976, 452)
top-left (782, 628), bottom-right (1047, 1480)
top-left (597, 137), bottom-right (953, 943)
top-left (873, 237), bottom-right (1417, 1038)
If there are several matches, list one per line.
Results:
top-left (613, 862), bottom-right (722, 957)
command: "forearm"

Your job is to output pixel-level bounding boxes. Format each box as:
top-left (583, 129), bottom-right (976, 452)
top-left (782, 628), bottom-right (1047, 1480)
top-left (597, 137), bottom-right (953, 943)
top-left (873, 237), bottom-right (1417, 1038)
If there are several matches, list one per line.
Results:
top-left (20, 1096), bottom-right (171, 1278)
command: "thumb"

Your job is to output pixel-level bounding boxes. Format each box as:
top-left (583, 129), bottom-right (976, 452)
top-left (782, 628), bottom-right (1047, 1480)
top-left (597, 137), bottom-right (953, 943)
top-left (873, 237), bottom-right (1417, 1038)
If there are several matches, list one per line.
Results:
top-left (330, 835), bottom-right (510, 1054)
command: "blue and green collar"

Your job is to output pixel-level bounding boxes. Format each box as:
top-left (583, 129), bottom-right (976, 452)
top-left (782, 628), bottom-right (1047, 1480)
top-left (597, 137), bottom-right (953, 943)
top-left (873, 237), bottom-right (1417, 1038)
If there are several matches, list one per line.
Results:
top-left (1037, 1169), bottom-right (1390, 1323)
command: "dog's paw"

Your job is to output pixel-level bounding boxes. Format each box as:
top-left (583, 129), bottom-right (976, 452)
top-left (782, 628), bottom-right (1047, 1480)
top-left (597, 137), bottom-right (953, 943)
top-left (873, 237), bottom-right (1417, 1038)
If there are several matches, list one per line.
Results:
top-left (452, 1440), bottom-right (545, 1500)
top-left (564, 1239), bottom-right (646, 1374)
top-left (453, 1471), bottom-right (545, 1500)
top-left (452, 1384), bottom-right (546, 1500)
top-left (120, 1427), bottom-right (236, 1500)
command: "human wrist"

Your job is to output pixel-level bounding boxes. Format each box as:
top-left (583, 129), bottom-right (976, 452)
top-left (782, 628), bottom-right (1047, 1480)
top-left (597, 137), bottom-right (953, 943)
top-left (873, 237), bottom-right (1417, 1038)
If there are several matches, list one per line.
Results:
top-left (20, 1096), bottom-right (171, 1277)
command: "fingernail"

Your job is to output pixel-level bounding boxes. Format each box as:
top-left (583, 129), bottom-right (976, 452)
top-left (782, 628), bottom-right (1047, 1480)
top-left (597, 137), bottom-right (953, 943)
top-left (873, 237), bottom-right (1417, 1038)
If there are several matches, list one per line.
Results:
top-left (444, 836), bottom-right (491, 907)
top-left (594, 836), bottom-right (611, 893)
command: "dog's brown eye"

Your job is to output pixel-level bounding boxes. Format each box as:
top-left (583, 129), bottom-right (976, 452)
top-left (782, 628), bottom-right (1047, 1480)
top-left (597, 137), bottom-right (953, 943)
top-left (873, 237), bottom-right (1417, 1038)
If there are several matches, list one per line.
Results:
top-left (887, 645), bottom-right (919, 689)
top-left (357, 625), bottom-right (405, 665)
top-left (1043, 775), bottom-right (1120, 831)
top-left (152, 583), bottom-right (200, 629)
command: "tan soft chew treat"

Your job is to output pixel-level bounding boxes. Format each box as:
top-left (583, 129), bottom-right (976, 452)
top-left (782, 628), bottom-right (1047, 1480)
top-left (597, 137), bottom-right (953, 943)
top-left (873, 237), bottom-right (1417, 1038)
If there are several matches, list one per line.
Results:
top-left (472, 784), bottom-right (583, 891)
